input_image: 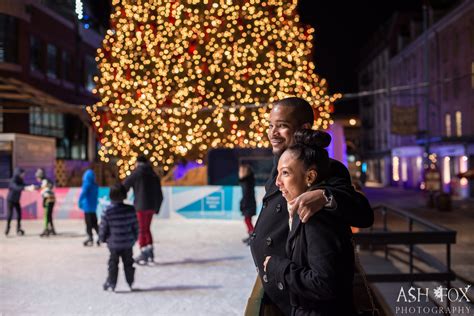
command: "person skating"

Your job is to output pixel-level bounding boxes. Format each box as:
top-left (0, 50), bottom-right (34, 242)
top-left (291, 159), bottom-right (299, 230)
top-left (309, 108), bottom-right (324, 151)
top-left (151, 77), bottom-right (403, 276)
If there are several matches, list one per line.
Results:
top-left (99, 183), bottom-right (138, 292)
top-left (5, 168), bottom-right (33, 236)
top-left (239, 164), bottom-right (257, 245)
top-left (123, 155), bottom-right (163, 264)
top-left (78, 169), bottom-right (100, 246)
top-left (35, 168), bottom-right (56, 237)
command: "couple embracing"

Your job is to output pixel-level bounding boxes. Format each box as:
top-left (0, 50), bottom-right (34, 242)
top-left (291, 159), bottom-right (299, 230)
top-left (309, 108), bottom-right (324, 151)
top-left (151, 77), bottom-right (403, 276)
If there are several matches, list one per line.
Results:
top-left (246, 97), bottom-right (374, 316)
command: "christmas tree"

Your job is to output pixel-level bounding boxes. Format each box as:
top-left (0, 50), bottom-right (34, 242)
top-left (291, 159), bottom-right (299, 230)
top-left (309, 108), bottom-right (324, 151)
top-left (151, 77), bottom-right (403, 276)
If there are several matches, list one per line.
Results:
top-left (88, 0), bottom-right (339, 178)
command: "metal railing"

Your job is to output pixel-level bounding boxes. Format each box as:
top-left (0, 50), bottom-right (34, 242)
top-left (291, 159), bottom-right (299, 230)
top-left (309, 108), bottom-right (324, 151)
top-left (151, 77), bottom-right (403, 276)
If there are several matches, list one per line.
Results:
top-left (354, 204), bottom-right (456, 283)
top-left (353, 204), bottom-right (457, 313)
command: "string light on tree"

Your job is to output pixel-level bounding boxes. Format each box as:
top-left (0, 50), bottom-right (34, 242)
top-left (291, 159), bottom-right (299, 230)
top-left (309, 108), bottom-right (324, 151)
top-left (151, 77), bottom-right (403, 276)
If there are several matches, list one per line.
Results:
top-left (88, 0), bottom-right (340, 178)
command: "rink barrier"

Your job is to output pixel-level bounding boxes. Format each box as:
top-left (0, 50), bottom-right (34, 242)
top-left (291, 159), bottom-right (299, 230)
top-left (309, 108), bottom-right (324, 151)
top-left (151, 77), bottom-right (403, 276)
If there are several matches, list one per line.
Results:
top-left (0, 186), bottom-right (266, 220)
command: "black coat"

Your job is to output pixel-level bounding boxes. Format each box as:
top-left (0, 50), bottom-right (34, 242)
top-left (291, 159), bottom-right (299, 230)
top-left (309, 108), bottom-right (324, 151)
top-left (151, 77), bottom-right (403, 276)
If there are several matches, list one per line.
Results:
top-left (249, 158), bottom-right (373, 316)
top-left (239, 173), bottom-right (257, 217)
top-left (99, 202), bottom-right (139, 250)
top-left (7, 168), bottom-right (26, 203)
top-left (266, 210), bottom-right (355, 316)
top-left (123, 163), bottom-right (163, 212)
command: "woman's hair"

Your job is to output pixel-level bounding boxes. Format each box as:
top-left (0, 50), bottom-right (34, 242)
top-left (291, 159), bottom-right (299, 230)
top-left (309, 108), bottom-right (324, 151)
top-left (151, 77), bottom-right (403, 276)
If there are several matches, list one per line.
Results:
top-left (287, 129), bottom-right (331, 183)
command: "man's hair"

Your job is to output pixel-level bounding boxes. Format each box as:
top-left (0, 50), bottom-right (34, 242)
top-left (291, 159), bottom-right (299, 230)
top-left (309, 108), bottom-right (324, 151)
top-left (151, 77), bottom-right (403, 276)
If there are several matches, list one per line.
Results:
top-left (274, 97), bottom-right (314, 126)
top-left (109, 183), bottom-right (127, 202)
top-left (136, 155), bottom-right (148, 163)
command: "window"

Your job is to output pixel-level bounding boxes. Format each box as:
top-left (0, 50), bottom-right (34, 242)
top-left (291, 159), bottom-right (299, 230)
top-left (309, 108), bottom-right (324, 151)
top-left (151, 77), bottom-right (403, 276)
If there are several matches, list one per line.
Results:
top-left (29, 107), bottom-right (64, 138)
top-left (445, 113), bottom-right (452, 137)
top-left (0, 14), bottom-right (18, 63)
top-left (62, 51), bottom-right (74, 82)
top-left (47, 44), bottom-right (58, 79)
top-left (30, 36), bottom-right (43, 72)
top-left (455, 111), bottom-right (462, 137)
top-left (84, 55), bottom-right (97, 92)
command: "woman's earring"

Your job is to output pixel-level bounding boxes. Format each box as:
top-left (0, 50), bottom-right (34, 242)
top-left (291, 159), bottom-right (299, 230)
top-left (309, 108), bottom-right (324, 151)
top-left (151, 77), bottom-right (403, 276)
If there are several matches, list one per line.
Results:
top-left (307, 182), bottom-right (311, 187)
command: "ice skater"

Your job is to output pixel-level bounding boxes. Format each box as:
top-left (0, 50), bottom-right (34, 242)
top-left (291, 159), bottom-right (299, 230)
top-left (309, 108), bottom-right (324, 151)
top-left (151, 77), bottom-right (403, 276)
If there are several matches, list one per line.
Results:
top-left (35, 168), bottom-right (56, 237)
top-left (78, 169), bottom-right (100, 246)
top-left (99, 183), bottom-right (138, 292)
top-left (123, 155), bottom-right (163, 264)
top-left (238, 163), bottom-right (256, 245)
top-left (5, 168), bottom-right (34, 236)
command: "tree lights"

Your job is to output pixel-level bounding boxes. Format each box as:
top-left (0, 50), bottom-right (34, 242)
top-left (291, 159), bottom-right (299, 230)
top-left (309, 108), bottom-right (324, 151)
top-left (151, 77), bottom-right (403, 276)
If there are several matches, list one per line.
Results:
top-left (88, 0), bottom-right (340, 178)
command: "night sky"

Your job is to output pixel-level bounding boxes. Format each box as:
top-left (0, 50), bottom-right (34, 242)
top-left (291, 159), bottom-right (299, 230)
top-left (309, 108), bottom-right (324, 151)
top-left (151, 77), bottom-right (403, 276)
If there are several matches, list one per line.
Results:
top-left (297, 0), bottom-right (425, 114)
top-left (89, 0), bottom-right (429, 115)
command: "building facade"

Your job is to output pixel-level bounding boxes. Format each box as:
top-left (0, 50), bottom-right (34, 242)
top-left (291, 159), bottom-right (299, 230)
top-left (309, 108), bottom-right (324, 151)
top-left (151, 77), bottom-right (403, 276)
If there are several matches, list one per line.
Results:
top-left (0, 0), bottom-right (101, 161)
top-left (359, 0), bottom-right (474, 198)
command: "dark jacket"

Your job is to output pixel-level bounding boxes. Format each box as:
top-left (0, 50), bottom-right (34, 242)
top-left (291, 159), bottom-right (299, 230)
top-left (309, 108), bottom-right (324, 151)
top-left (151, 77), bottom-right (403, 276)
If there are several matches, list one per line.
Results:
top-left (123, 163), bottom-right (163, 212)
top-left (239, 173), bottom-right (257, 217)
top-left (7, 168), bottom-right (26, 203)
top-left (99, 202), bottom-right (138, 250)
top-left (78, 169), bottom-right (99, 213)
top-left (249, 158), bottom-right (373, 315)
top-left (266, 209), bottom-right (355, 316)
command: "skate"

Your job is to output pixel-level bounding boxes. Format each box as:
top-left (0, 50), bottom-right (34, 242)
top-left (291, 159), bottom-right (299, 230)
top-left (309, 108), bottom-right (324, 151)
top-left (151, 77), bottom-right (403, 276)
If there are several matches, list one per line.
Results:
top-left (48, 223), bottom-right (56, 236)
top-left (96, 239), bottom-right (101, 246)
top-left (40, 229), bottom-right (50, 237)
top-left (5, 226), bottom-right (10, 236)
top-left (134, 249), bottom-right (149, 265)
top-left (83, 238), bottom-right (93, 246)
top-left (242, 234), bottom-right (251, 245)
top-left (103, 281), bottom-right (115, 292)
top-left (147, 245), bottom-right (154, 264)
top-left (16, 228), bottom-right (25, 236)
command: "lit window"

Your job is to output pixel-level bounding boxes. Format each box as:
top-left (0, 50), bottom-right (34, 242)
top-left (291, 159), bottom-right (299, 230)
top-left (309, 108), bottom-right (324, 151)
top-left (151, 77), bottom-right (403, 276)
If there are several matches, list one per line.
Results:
top-left (401, 158), bottom-right (408, 182)
top-left (392, 156), bottom-right (400, 181)
top-left (445, 113), bottom-right (451, 137)
top-left (455, 111), bottom-right (462, 137)
top-left (443, 157), bottom-right (450, 184)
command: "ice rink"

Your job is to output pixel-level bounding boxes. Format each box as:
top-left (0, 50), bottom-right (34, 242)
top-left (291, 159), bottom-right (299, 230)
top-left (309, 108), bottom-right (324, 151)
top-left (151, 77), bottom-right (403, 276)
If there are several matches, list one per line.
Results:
top-left (0, 218), bottom-right (257, 316)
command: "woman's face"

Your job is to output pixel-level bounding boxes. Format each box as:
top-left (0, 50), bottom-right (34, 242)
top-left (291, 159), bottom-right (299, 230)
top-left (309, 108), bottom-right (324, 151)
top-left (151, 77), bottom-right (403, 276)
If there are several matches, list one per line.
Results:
top-left (276, 150), bottom-right (309, 202)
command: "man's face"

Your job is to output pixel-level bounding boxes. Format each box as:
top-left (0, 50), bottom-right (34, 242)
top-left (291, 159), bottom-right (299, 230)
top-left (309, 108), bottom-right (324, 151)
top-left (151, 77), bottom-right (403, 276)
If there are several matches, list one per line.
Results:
top-left (267, 105), bottom-right (299, 156)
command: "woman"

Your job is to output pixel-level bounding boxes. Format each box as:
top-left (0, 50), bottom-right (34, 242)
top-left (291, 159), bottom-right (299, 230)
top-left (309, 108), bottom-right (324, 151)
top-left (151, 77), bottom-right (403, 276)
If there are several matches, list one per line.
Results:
top-left (238, 163), bottom-right (257, 245)
top-left (263, 129), bottom-right (356, 316)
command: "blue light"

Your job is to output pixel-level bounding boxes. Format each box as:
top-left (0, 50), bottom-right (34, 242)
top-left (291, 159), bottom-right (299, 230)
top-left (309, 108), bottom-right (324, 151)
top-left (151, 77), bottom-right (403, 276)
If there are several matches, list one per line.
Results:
top-left (362, 162), bottom-right (367, 173)
top-left (84, 23), bottom-right (90, 29)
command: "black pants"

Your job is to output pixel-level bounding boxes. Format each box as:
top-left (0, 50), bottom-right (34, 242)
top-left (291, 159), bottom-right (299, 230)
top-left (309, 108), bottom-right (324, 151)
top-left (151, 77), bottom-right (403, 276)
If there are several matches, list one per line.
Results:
top-left (84, 213), bottom-right (99, 239)
top-left (44, 202), bottom-right (55, 230)
top-left (107, 248), bottom-right (135, 286)
top-left (6, 201), bottom-right (22, 230)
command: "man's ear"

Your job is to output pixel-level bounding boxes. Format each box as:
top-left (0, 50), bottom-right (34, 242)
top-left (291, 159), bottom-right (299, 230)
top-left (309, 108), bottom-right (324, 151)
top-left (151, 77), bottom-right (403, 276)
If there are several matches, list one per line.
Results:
top-left (306, 169), bottom-right (318, 186)
top-left (301, 122), bottom-right (312, 129)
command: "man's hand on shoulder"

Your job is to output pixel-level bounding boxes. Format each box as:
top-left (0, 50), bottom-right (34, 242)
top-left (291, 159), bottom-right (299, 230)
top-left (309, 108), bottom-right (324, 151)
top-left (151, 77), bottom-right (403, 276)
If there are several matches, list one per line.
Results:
top-left (289, 189), bottom-right (328, 223)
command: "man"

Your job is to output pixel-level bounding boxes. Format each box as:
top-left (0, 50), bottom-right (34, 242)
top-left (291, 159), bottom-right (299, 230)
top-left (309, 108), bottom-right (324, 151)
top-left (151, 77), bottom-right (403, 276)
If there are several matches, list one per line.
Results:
top-left (5, 168), bottom-right (31, 236)
top-left (123, 155), bottom-right (163, 264)
top-left (248, 97), bottom-right (373, 315)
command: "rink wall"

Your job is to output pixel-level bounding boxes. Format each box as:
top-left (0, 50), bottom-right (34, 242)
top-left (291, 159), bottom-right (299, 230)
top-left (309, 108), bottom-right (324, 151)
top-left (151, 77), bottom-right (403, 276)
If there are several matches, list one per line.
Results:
top-left (0, 186), bottom-right (266, 220)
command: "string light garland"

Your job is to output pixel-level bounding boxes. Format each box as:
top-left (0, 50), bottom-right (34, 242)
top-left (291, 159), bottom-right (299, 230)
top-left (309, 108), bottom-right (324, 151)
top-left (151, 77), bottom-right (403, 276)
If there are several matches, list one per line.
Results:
top-left (87, 0), bottom-right (340, 178)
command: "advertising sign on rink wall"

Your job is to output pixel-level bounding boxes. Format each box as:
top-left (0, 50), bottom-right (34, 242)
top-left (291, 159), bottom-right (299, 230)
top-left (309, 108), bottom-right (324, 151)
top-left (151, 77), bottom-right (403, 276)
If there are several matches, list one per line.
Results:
top-left (0, 186), bottom-right (266, 220)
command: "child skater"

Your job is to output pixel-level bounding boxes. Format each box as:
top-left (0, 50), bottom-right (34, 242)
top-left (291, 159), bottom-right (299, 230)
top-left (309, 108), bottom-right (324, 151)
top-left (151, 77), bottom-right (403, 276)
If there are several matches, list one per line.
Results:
top-left (99, 183), bottom-right (138, 292)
